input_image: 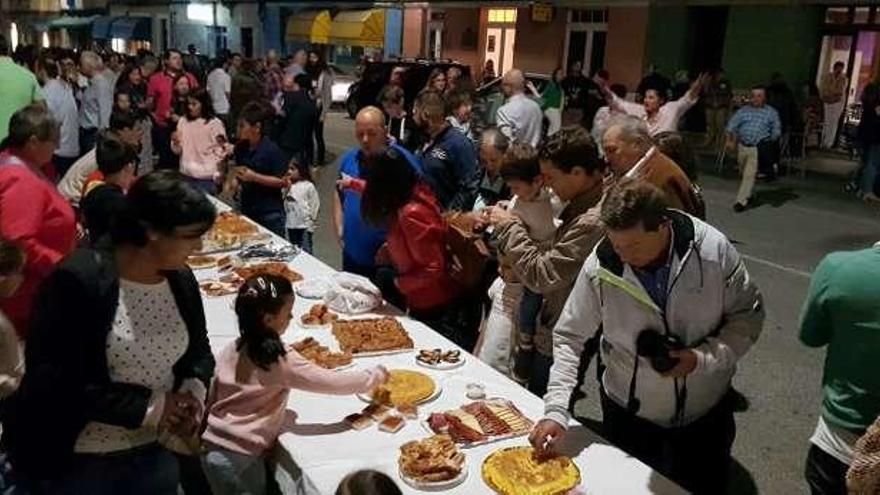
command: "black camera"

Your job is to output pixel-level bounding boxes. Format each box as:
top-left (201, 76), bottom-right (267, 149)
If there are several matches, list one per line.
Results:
top-left (636, 330), bottom-right (685, 373)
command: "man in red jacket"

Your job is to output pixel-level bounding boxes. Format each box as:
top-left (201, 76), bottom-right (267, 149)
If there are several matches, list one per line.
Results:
top-left (148, 49), bottom-right (198, 169)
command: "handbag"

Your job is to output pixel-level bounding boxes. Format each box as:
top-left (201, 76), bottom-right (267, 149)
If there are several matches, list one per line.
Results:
top-left (847, 415), bottom-right (880, 494)
top-left (444, 212), bottom-right (490, 293)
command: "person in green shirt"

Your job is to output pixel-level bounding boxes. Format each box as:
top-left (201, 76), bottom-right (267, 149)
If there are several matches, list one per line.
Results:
top-left (800, 243), bottom-right (880, 495)
top-left (529, 68), bottom-right (564, 137)
top-left (0, 35), bottom-right (44, 144)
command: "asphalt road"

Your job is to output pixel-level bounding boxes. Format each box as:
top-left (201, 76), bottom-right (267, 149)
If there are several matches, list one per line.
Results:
top-left (311, 110), bottom-right (880, 494)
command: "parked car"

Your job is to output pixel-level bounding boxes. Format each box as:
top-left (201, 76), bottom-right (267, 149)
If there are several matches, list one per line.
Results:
top-left (471, 72), bottom-right (550, 136)
top-left (328, 64), bottom-right (356, 106)
top-left (345, 58), bottom-right (472, 118)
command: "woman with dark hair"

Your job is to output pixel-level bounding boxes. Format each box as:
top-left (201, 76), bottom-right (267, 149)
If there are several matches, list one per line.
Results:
top-left (424, 68), bottom-right (447, 94)
top-left (3, 170), bottom-right (217, 493)
top-left (539, 68), bottom-right (565, 136)
top-left (0, 104), bottom-right (76, 339)
top-left (116, 61), bottom-right (155, 174)
top-left (340, 149), bottom-right (473, 347)
top-left (307, 50), bottom-right (332, 166)
top-left (172, 88), bottom-right (230, 194)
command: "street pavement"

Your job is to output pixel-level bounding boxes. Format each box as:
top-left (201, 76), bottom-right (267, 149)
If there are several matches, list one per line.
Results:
top-left (311, 110), bottom-right (880, 494)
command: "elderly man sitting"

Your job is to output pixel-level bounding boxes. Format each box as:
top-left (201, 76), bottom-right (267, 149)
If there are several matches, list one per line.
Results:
top-left (602, 115), bottom-right (704, 218)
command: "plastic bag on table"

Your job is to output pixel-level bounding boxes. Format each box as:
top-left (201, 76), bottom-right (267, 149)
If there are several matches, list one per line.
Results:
top-left (323, 272), bottom-right (383, 314)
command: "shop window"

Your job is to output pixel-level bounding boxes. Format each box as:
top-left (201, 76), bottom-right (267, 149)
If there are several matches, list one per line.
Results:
top-left (570, 9), bottom-right (607, 24)
top-left (488, 9), bottom-right (517, 24)
top-left (824, 7), bottom-right (850, 25)
top-left (854, 7), bottom-right (870, 24)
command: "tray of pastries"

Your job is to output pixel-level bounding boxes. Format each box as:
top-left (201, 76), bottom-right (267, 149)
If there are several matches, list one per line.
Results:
top-left (234, 261), bottom-right (303, 283)
top-left (331, 317), bottom-right (414, 355)
top-left (290, 337), bottom-right (353, 370)
top-left (358, 369), bottom-right (439, 406)
top-left (299, 304), bottom-right (338, 328)
top-left (425, 398), bottom-right (533, 447)
top-left (398, 435), bottom-right (467, 490)
top-left (416, 348), bottom-right (464, 370)
top-left (199, 212), bottom-right (267, 254)
top-left (198, 272), bottom-right (244, 297)
top-left (187, 254), bottom-right (236, 271)
top-left (481, 446), bottom-right (580, 495)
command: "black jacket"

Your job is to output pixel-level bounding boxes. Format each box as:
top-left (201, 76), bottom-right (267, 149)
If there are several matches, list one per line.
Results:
top-left (277, 90), bottom-right (316, 164)
top-left (2, 245), bottom-right (215, 479)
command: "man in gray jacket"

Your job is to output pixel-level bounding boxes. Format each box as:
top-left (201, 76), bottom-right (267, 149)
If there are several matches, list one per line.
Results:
top-left (530, 180), bottom-right (764, 494)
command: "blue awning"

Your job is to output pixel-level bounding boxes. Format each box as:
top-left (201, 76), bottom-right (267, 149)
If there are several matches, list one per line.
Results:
top-left (49, 15), bottom-right (98, 29)
top-left (109, 17), bottom-right (151, 41)
top-left (91, 16), bottom-right (114, 39)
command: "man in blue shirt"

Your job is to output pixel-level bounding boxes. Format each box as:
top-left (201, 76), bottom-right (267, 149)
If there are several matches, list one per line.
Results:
top-left (333, 106), bottom-right (422, 278)
top-left (414, 91), bottom-right (479, 212)
top-left (726, 86), bottom-right (781, 212)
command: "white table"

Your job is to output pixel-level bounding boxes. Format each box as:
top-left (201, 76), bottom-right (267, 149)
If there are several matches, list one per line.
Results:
top-left (198, 203), bottom-right (686, 494)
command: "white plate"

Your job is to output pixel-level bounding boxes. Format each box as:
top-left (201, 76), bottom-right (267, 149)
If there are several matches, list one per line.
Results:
top-left (399, 460), bottom-right (467, 492)
top-left (415, 354), bottom-right (466, 371)
top-left (357, 382), bottom-right (442, 405)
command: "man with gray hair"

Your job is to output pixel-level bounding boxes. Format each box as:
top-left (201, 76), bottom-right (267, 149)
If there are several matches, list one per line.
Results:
top-left (602, 115), bottom-right (703, 218)
top-left (473, 127), bottom-right (511, 210)
top-left (496, 69), bottom-right (543, 147)
top-left (77, 51), bottom-right (113, 154)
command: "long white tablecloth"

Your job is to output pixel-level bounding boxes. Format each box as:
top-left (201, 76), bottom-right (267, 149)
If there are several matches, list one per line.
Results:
top-left (199, 202), bottom-right (686, 495)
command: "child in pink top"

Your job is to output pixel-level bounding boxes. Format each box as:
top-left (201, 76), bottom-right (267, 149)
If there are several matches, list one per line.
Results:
top-left (171, 88), bottom-right (231, 195)
top-left (201, 274), bottom-right (388, 494)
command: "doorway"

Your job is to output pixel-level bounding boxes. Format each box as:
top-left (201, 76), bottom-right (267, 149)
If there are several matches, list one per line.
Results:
top-left (484, 8), bottom-right (517, 77)
top-left (241, 27), bottom-right (253, 58)
top-left (688, 6), bottom-right (728, 71)
top-left (564, 9), bottom-right (607, 76)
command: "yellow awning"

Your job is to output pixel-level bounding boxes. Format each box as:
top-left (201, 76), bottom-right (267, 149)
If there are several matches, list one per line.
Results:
top-left (328, 9), bottom-right (385, 48)
top-left (285, 10), bottom-right (331, 44)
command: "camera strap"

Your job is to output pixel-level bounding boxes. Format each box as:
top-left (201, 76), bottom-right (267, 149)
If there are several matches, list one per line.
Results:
top-left (626, 354), bottom-right (641, 414)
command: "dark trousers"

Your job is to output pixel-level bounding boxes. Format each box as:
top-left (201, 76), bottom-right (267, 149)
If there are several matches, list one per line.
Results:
top-left (342, 251), bottom-right (377, 280)
top-left (600, 388), bottom-right (736, 494)
top-left (79, 127), bottom-right (98, 158)
top-left (287, 228), bottom-right (313, 254)
top-left (518, 288), bottom-right (543, 336)
top-left (805, 444), bottom-right (849, 495)
top-left (52, 155), bottom-right (78, 181)
top-left (152, 124), bottom-right (178, 171)
top-left (314, 118), bottom-right (326, 165)
top-left (410, 300), bottom-right (481, 352)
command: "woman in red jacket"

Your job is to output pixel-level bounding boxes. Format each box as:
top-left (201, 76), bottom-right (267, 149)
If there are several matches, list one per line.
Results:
top-left (342, 148), bottom-right (478, 348)
top-left (0, 104), bottom-right (76, 338)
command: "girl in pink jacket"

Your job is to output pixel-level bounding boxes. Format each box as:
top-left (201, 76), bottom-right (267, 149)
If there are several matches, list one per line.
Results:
top-left (171, 88), bottom-right (231, 195)
top-left (201, 274), bottom-right (388, 494)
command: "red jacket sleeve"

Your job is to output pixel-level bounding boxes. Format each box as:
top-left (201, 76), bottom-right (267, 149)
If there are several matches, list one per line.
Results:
top-left (0, 170), bottom-right (65, 278)
top-left (395, 203), bottom-right (447, 296)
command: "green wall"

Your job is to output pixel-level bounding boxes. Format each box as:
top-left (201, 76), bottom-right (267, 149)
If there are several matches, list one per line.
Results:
top-left (645, 6), bottom-right (690, 75)
top-left (722, 6), bottom-right (822, 89)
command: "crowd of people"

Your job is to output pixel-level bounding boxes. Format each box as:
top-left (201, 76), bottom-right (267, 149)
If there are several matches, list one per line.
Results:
top-left (0, 32), bottom-right (877, 495)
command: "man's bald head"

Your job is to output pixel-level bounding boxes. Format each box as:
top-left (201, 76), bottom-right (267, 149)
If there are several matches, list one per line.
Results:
top-left (502, 69), bottom-right (525, 97)
top-left (282, 74), bottom-right (296, 92)
top-left (355, 106), bottom-right (388, 157)
top-left (356, 106), bottom-right (387, 127)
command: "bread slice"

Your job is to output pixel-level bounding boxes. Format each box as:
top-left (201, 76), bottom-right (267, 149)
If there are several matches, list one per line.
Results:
top-left (362, 403), bottom-right (393, 421)
top-left (344, 413), bottom-right (373, 431)
top-left (379, 415), bottom-right (406, 433)
top-left (397, 403), bottom-right (418, 420)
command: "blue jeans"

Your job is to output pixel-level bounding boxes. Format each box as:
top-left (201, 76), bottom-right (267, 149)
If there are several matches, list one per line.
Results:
top-left (201, 446), bottom-right (267, 495)
top-left (13, 443), bottom-right (179, 495)
top-left (518, 288), bottom-right (543, 337)
top-left (247, 210), bottom-right (286, 238)
top-left (859, 143), bottom-right (880, 196)
top-left (287, 228), bottom-right (313, 254)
